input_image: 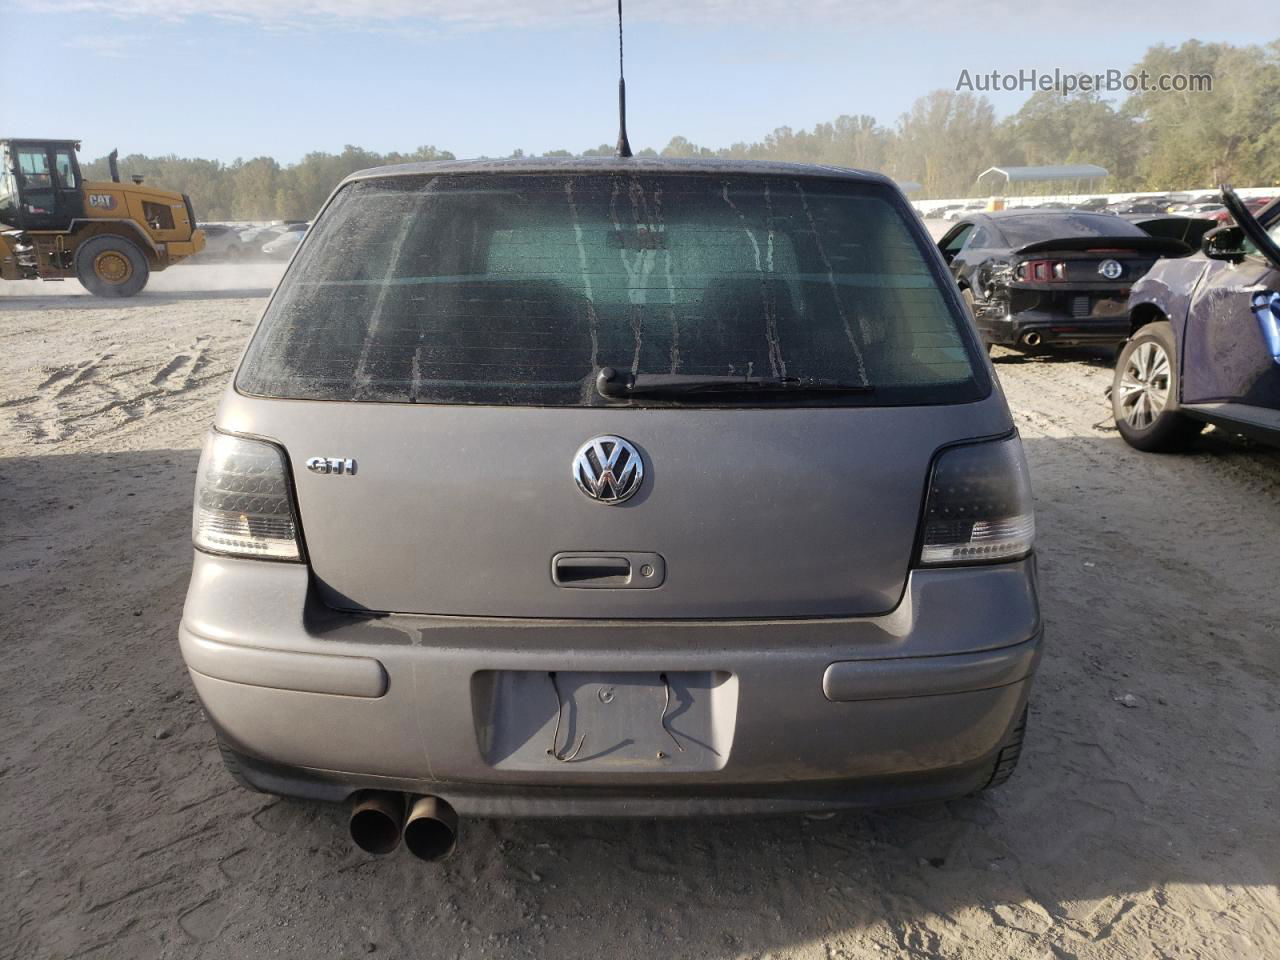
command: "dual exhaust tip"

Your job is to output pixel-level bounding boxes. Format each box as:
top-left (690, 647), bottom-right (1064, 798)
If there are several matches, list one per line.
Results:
top-left (349, 791), bottom-right (458, 861)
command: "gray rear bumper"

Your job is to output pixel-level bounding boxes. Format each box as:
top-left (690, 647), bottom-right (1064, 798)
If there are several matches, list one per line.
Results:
top-left (180, 553), bottom-right (1041, 814)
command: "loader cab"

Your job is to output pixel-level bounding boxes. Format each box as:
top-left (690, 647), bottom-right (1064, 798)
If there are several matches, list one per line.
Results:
top-left (0, 139), bottom-right (85, 231)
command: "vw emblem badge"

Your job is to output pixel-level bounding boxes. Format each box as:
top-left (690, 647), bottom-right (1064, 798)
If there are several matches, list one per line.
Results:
top-left (573, 436), bottom-right (644, 505)
top-left (1098, 259), bottom-right (1124, 280)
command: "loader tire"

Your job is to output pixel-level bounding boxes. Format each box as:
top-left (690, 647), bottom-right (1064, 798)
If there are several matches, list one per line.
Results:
top-left (76, 235), bottom-right (149, 298)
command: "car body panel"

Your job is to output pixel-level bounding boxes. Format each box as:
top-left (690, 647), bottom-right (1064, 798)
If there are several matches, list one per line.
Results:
top-left (225, 159), bottom-right (999, 620)
top-left (215, 376), bottom-right (1013, 620)
top-left (1123, 214), bottom-right (1217, 249)
top-left (182, 550), bottom-right (1038, 812)
top-left (1124, 195), bottom-right (1280, 444)
top-left (1126, 253), bottom-right (1214, 333)
top-left (1179, 258), bottom-right (1280, 405)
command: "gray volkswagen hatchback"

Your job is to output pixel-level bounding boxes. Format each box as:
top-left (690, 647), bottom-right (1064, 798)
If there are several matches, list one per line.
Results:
top-left (180, 157), bottom-right (1040, 860)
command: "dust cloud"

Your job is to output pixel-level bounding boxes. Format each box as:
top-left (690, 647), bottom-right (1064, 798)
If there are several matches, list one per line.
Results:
top-left (0, 263), bottom-right (286, 299)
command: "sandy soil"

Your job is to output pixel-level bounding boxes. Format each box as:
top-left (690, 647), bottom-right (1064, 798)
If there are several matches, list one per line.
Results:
top-left (2, 266), bottom-right (1279, 959)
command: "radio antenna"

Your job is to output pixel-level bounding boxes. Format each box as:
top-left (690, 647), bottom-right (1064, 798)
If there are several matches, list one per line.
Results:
top-left (615, 0), bottom-right (633, 158)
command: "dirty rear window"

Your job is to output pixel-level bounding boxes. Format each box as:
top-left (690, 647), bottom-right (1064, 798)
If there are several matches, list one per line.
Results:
top-left (237, 172), bottom-right (983, 405)
top-left (996, 213), bottom-right (1148, 247)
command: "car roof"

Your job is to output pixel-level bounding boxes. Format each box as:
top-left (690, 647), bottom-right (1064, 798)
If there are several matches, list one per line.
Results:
top-left (959, 209), bottom-right (1153, 242)
top-left (340, 155), bottom-right (896, 189)
top-left (968, 209), bottom-right (1121, 224)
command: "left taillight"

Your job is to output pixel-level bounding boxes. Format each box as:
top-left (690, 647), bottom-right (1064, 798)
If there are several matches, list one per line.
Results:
top-left (193, 432), bottom-right (302, 561)
top-left (917, 435), bottom-right (1035, 566)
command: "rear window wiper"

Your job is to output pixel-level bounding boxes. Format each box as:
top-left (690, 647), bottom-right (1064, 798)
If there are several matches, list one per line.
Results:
top-left (595, 367), bottom-right (874, 399)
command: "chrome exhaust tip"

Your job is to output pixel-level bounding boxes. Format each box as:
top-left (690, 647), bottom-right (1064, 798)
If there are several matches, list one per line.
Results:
top-left (1021, 331), bottom-right (1043, 347)
top-left (403, 796), bottom-right (459, 862)
top-left (349, 790), bottom-right (405, 856)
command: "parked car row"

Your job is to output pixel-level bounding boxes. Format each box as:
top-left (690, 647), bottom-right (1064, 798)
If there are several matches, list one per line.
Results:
top-left (922, 193), bottom-right (1274, 225)
top-left (191, 221), bottom-right (309, 262)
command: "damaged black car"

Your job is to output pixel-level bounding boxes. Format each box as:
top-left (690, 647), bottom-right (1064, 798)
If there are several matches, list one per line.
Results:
top-left (938, 210), bottom-right (1192, 351)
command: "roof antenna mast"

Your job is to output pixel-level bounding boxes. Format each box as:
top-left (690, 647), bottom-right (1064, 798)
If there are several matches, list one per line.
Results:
top-left (615, 0), bottom-right (633, 158)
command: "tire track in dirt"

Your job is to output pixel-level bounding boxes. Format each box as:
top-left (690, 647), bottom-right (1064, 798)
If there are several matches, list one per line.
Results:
top-left (1, 307), bottom-right (244, 450)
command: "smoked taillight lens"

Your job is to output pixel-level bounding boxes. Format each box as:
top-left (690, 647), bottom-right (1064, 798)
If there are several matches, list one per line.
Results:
top-left (192, 432), bottom-right (302, 561)
top-left (918, 436), bottom-right (1035, 566)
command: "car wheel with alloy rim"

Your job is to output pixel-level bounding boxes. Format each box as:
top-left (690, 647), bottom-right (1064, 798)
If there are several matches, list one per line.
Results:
top-left (1112, 321), bottom-right (1203, 452)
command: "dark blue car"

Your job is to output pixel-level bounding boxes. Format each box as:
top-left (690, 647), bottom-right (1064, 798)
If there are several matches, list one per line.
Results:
top-left (1113, 189), bottom-right (1280, 451)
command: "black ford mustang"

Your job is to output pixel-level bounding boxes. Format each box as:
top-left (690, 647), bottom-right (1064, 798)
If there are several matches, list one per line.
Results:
top-left (938, 210), bottom-right (1192, 350)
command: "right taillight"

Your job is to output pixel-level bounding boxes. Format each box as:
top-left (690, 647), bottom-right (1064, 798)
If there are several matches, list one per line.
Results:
top-left (193, 432), bottom-right (302, 561)
top-left (918, 435), bottom-right (1035, 566)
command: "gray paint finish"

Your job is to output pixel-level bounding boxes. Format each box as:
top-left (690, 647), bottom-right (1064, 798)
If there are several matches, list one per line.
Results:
top-left (182, 632), bottom-right (388, 698)
top-left (822, 640), bottom-right (1039, 701)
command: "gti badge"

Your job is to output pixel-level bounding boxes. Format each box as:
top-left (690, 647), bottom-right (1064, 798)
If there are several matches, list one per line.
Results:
top-left (573, 436), bottom-right (643, 504)
top-left (306, 456), bottom-right (356, 475)
top-left (1098, 259), bottom-right (1124, 280)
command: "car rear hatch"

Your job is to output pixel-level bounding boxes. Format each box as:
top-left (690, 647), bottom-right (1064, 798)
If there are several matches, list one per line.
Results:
top-left (1011, 235), bottom-right (1190, 287)
top-left (1004, 235), bottom-right (1192, 318)
top-left (228, 168), bottom-right (1006, 619)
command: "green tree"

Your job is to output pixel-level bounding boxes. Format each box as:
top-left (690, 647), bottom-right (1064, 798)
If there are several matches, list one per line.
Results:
top-left (69, 40), bottom-right (1280, 215)
top-left (1126, 40), bottom-right (1280, 188)
top-left (660, 136), bottom-right (715, 158)
top-left (888, 91), bottom-right (999, 197)
top-left (999, 90), bottom-right (1142, 191)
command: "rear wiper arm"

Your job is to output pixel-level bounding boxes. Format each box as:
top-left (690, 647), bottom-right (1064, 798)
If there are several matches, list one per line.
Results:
top-left (595, 367), bottom-right (873, 399)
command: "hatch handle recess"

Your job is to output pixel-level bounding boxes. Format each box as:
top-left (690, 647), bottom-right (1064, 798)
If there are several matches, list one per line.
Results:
top-left (551, 552), bottom-right (666, 589)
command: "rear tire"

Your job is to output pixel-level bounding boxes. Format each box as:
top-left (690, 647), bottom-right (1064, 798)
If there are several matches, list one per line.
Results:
top-left (75, 234), bottom-right (150, 298)
top-left (214, 730), bottom-right (262, 792)
top-left (976, 706), bottom-right (1027, 792)
top-left (1112, 321), bottom-right (1203, 452)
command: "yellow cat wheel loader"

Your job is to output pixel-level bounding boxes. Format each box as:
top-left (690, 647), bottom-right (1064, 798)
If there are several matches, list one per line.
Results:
top-left (0, 139), bottom-right (205, 297)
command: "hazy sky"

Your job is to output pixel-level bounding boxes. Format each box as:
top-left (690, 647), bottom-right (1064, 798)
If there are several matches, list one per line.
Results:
top-left (5, 1), bottom-right (1276, 164)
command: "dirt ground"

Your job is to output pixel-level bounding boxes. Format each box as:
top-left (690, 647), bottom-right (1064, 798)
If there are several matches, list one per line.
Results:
top-left (2, 262), bottom-right (1278, 960)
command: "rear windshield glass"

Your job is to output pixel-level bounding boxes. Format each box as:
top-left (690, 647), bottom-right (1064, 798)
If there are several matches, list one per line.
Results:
top-left (237, 172), bottom-right (983, 406)
top-left (996, 213), bottom-right (1147, 247)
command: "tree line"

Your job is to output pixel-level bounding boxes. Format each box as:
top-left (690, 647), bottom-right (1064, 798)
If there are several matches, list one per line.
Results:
top-left (83, 39), bottom-right (1280, 220)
